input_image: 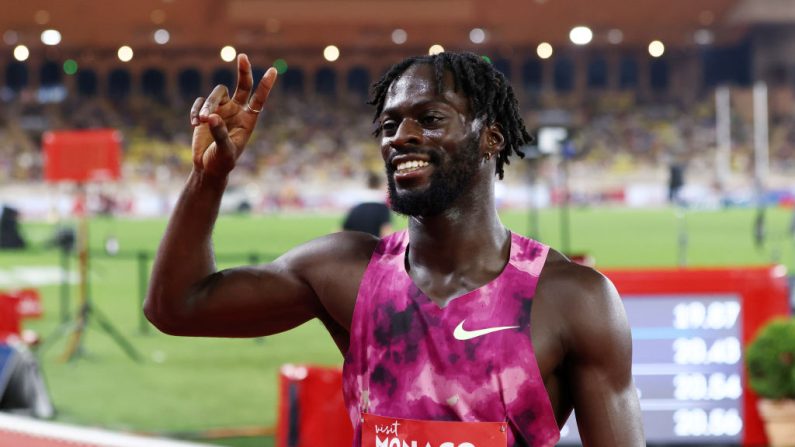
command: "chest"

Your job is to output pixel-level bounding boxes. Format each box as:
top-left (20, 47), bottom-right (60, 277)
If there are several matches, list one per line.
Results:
top-left (353, 278), bottom-right (543, 405)
top-left (344, 281), bottom-right (562, 446)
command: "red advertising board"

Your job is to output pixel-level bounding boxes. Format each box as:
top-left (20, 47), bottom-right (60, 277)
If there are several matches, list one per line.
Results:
top-left (42, 129), bottom-right (122, 182)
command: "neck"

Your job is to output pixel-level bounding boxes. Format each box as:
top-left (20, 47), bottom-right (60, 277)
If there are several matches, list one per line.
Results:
top-left (406, 188), bottom-right (508, 275)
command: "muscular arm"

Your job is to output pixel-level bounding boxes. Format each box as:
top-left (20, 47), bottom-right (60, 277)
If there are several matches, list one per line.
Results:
top-left (561, 266), bottom-right (645, 446)
top-left (531, 250), bottom-right (645, 444)
top-left (144, 54), bottom-right (376, 342)
top-left (144, 171), bottom-right (317, 337)
top-left (145, 180), bottom-right (374, 338)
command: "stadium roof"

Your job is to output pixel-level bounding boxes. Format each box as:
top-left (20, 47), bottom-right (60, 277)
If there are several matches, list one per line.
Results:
top-left (0, 0), bottom-right (783, 56)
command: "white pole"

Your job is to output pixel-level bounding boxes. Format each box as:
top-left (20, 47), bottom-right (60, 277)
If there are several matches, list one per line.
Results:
top-left (715, 86), bottom-right (731, 193)
top-left (753, 81), bottom-right (769, 193)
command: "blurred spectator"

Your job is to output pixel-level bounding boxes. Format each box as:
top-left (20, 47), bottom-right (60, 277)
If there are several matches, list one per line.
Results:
top-left (0, 83), bottom-right (793, 211)
top-left (0, 206), bottom-right (25, 250)
top-left (341, 171), bottom-right (392, 237)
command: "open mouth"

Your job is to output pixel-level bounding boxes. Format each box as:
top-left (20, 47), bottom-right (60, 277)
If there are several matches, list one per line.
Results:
top-left (389, 154), bottom-right (435, 186)
top-left (395, 159), bottom-right (430, 174)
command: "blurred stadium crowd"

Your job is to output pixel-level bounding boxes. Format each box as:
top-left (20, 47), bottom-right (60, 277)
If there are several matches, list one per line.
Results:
top-left (1, 1), bottom-right (795, 218)
top-left (1, 82), bottom-right (793, 217)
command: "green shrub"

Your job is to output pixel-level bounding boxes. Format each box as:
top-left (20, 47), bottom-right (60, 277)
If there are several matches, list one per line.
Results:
top-left (746, 318), bottom-right (795, 400)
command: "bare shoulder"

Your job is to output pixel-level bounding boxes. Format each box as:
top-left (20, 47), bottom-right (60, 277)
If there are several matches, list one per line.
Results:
top-left (537, 249), bottom-right (619, 308)
top-left (274, 230), bottom-right (382, 331)
top-left (276, 230), bottom-right (381, 273)
top-left (537, 248), bottom-right (630, 358)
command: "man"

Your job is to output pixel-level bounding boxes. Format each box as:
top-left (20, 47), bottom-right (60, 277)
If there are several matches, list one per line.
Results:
top-left (341, 171), bottom-right (393, 237)
top-left (145, 51), bottom-right (644, 446)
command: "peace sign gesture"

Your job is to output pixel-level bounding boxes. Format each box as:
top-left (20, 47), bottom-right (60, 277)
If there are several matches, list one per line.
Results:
top-left (190, 53), bottom-right (277, 179)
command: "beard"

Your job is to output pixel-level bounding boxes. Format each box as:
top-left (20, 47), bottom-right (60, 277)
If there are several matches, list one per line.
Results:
top-left (385, 136), bottom-right (481, 217)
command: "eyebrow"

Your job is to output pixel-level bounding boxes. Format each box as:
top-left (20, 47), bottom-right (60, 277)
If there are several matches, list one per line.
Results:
top-left (379, 98), bottom-right (455, 119)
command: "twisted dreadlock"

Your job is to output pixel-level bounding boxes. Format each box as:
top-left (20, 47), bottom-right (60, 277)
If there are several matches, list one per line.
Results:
top-left (368, 51), bottom-right (532, 179)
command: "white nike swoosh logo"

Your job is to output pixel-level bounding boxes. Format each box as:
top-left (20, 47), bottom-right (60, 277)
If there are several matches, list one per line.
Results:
top-left (453, 320), bottom-right (519, 341)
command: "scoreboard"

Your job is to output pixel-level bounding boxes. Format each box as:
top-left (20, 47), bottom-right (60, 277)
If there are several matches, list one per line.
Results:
top-left (560, 294), bottom-right (745, 443)
top-left (559, 266), bottom-right (789, 446)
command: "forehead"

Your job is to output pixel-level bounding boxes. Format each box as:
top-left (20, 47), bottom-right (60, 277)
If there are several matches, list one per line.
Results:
top-left (382, 63), bottom-right (470, 116)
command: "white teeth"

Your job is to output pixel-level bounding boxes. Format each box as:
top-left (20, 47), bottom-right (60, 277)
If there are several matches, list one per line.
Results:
top-left (396, 160), bottom-right (429, 172)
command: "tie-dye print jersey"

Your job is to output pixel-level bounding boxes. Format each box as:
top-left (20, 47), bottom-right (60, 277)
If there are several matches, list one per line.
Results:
top-left (342, 230), bottom-right (560, 447)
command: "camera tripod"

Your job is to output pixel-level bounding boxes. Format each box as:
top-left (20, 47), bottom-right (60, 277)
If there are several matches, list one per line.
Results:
top-left (40, 204), bottom-right (142, 363)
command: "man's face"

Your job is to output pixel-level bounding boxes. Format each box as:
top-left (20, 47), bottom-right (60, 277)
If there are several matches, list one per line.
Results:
top-left (377, 64), bottom-right (484, 217)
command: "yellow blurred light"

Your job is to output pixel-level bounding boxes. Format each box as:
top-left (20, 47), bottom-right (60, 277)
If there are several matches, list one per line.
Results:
top-left (428, 44), bottom-right (444, 55)
top-left (220, 46), bottom-right (237, 62)
top-left (117, 46), bottom-right (134, 62)
top-left (323, 45), bottom-right (340, 62)
top-left (41, 29), bottom-right (62, 46)
top-left (569, 26), bottom-right (593, 45)
top-left (648, 40), bottom-right (665, 57)
top-left (536, 42), bottom-right (553, 59)
top-left (13, 45), bottom-right (29, 62)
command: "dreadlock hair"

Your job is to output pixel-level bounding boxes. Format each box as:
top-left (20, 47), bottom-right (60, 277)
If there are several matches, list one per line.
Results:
top-left (368, 51), bottom-right (532, 179)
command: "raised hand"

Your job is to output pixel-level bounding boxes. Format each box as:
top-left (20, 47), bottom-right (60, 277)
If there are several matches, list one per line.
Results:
top-left (190, 54), bottom-right (277, 178)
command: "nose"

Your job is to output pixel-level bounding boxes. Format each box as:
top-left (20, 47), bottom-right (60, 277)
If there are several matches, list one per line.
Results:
top-left (389, 118), bottom-right (422, 149)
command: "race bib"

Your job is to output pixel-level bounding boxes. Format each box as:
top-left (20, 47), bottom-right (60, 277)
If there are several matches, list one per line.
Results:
top-left (361, 412), bottom-right (508, 447)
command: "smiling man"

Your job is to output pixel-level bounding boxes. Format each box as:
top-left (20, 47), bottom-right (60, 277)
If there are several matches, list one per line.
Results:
top-left (145, 51), bottom-right (644, 446)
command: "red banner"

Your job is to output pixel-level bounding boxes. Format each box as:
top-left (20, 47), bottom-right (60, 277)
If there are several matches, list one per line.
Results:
top-left (361, 413), bottom-right (507, 447)
top-left (43, 129), bottom-right (122, 182)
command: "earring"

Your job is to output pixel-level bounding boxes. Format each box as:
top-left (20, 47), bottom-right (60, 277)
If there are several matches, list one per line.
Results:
top-left (484, 152), bottom-right (493, 161)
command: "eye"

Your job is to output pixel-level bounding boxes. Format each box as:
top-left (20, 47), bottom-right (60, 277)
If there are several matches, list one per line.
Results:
top-left (380, 119), bottom-right (398, 134)
top-left (420, 114), bottom-right (443, 126)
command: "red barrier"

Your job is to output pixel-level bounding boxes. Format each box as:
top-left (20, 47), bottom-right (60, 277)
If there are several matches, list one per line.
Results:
top-left (275, 364), bottom-right (353, 447)
top-left (0, 294), bottom-right (20, 343)
top-left (12, 289), bottom-right (42, 319)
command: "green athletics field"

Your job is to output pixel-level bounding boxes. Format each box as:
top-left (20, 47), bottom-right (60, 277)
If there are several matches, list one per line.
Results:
top-left (0, 206), bottom-right (793, 446)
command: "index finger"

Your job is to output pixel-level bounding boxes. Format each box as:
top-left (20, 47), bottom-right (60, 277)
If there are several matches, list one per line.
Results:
top-left (248, 68), bottom-right (278, 113)
top-left (232, 53), bottom-right (254, 105)
top-left (198, 84), bottom-right (230, 121)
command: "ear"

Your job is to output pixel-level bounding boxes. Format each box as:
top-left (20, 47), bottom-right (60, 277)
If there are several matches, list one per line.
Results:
top-left (480, 123), bottom-right (506, 156)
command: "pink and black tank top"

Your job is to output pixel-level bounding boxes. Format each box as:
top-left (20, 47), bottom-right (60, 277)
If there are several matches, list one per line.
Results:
top-left (342, 230), bottom-right (560, 447)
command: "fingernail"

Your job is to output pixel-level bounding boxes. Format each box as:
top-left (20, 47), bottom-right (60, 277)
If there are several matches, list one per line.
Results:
top-left (191, 118), bottom-right (198, 125)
